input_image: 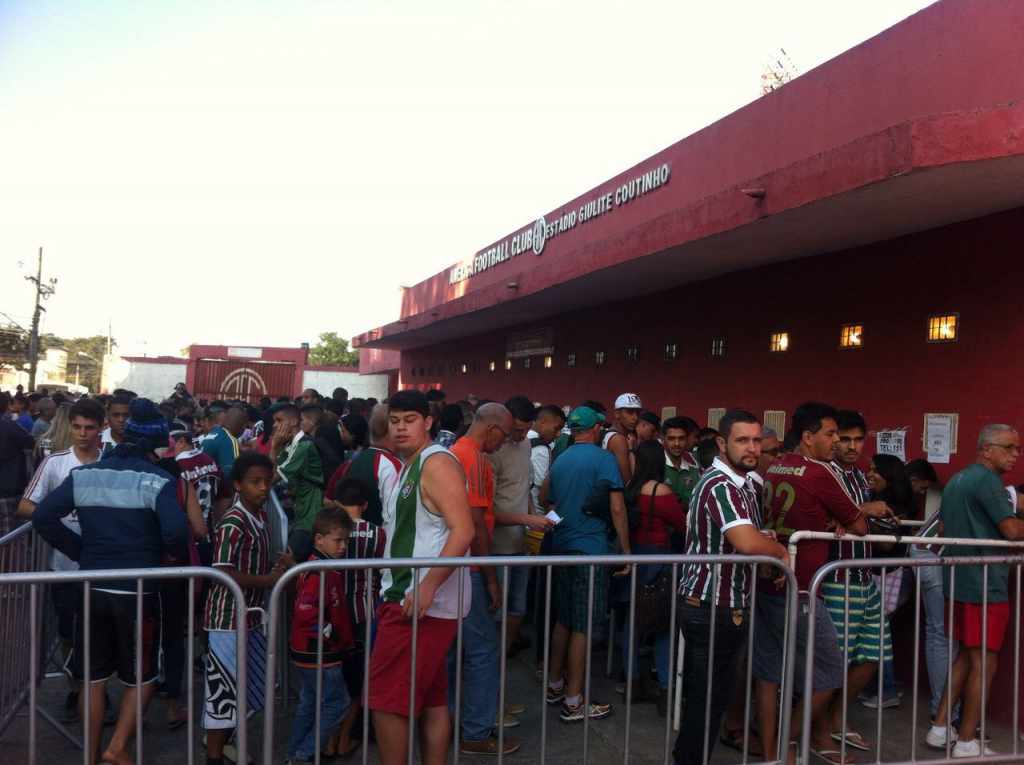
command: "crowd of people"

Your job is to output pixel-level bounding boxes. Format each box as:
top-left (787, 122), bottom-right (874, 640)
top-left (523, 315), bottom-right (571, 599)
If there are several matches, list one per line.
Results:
top-left (1, 382), bottom-right (1022, 765)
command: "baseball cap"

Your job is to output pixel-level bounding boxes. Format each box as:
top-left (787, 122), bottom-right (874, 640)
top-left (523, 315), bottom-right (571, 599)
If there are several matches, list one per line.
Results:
top-left (639, 410), bottom-right (661, 430)
top-left (567, 406), bottom-right (606, 430)
top-left (614, 393), bottom-right (643, 410)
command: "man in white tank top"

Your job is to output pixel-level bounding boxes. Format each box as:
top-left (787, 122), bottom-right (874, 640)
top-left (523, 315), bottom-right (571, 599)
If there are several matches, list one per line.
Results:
top-left (368, 390), bottom-right (474, 765)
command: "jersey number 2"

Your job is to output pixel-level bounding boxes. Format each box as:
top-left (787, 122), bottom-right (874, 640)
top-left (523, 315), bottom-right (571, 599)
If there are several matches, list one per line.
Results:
top-left (764, 481), bottom-right (797, 537)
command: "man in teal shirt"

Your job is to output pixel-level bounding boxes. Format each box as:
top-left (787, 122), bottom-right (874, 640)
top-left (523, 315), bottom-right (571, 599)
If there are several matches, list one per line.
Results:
top-left (928, 424), bottom-right (1024, 758)
top-left (201, 406), bottom-right (245, 477)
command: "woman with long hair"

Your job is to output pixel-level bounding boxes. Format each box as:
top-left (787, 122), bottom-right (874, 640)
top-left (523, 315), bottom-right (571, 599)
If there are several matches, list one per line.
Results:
top-left (867, 453), bottom-right (915, 518)
top-left (35, 402), bottom-right (72, 460)
top-left (620, 440), bottom-right (686, 714)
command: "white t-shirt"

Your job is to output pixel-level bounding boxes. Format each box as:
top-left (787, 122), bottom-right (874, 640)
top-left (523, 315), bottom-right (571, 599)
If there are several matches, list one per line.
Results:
top-left (528, 429), bottom-right (553, 512)
top-left (23, 448), bottom-right (99, 571)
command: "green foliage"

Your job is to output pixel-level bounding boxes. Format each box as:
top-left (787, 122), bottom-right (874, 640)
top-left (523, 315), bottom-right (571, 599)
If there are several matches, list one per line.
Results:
top-left (40, 334), bottom-right (114, 391)
top-left (309, 332), bottom-right (359, 368)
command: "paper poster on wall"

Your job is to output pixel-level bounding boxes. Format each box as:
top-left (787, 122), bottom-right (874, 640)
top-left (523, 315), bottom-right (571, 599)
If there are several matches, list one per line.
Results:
top-left (925, 415), bottom-right (953, 464)
top-left (876, 430), bottom-right (907, 461)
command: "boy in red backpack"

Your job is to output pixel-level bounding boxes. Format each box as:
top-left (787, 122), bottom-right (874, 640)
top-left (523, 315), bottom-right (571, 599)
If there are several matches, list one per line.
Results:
top-left (286, 508), bottom-right (355, 765)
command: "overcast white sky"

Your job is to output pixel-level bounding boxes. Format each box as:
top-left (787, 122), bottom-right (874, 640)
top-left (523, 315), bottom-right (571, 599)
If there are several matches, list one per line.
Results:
top-left (0, 0), bottom-right (934, 357)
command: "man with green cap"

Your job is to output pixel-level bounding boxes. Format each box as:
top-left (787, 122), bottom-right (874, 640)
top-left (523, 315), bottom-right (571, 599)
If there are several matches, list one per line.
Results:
top-left (540, 405), bottom-right (630, 724)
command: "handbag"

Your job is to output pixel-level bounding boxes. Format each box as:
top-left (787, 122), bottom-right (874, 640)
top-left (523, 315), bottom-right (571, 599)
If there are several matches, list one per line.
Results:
top-left (633, 483), bottom-right (675, 635)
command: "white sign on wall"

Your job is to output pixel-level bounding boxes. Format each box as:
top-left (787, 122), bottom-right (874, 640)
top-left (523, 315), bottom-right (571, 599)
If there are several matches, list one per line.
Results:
top-left (876, 430), bottom-right (907, 461)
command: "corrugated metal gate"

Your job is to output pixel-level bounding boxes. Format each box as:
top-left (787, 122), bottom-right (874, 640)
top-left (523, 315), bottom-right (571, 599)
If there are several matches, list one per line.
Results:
top-left (193, 358), bottom-right (295, 403)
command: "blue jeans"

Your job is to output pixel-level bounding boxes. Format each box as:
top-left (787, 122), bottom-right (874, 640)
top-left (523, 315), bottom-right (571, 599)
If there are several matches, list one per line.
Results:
top-left (448, 572), bottom-right (499, 742)
top-left (912, 546), bottom-right (958, 717)
top-left (287, 664), bottom-right (350, 761)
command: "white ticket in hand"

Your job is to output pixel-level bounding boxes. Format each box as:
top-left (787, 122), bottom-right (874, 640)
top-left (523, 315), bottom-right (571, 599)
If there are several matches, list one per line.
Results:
top-left (545, 510), bottom-right (562, 525)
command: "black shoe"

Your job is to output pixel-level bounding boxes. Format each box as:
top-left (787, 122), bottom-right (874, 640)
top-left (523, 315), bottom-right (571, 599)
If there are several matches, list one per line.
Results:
top-left (656, 688), bottom-right (668, 718)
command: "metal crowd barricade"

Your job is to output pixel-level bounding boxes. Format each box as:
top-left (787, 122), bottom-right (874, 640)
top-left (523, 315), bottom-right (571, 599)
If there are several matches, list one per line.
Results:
top-left (791, 531), bottom-right (1024, 765)
top-left (262, 553), bottom-right (799, 765)
top-left (0, 565), bottom-right (251, 765)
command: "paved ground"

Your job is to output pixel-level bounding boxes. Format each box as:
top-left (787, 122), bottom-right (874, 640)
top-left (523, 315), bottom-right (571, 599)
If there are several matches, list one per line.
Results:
top-left (3, 633), bottom-right (1021, 764)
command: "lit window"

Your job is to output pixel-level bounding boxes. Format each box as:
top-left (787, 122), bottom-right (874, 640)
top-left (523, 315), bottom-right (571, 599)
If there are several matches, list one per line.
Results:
top-left (489, 361), bottom-right (496, 372)
top-left (711, 338), bottom-right (726, 357)
top-left (410, 367), bottom-right (417, 377)
top-left (928, 313), bottom-right (959, 343)
top-left (840, 324), bottom-right (863, 349)
top-left (567, 353), bottom-right (576, 368)
top-left (664, 343), bottom-right (678, 361)
top-left (504, 359), bottom-right (512, 371)
top-left (595, 351), bottom-right (606, 366)
top-left (625, 345), bottom-right (640, 362)
top-left (770, 332), bottom-right (789, 352)
top-left (460, 363), bottom-right (468, 374)
top-left (544, 355), bottom-right (553, 369)
top-left (523, 357), bottom-right (531, 369)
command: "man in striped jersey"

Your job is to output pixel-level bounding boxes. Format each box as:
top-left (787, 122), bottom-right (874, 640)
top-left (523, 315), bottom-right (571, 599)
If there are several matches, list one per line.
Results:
top-left (675, 409), bottom-right (788, 765)
top-left (368, 390), bottom-right (474, 765)
top-left (825, 410), bottom-right (893, 750)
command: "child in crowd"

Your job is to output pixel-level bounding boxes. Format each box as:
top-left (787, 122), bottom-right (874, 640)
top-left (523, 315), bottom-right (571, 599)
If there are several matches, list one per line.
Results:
top-left (323, 478), bottom-right (387, 758)
top-left (287, 507), bottom-right (355, 765)
top-left (204, 453), bottom-right (294, 765)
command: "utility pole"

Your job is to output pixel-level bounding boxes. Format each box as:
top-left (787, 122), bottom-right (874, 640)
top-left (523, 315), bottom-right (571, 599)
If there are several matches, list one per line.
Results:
top-left (25, 247), bottom-right (57, 391)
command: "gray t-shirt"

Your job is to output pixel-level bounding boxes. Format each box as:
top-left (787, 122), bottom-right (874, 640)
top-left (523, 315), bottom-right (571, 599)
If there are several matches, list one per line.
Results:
top-left (488, 438), bottom-right (533, 555)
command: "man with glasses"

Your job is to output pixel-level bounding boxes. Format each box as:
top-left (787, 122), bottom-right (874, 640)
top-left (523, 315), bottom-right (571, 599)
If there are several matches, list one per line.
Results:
top-left (448, 403), bottom-right (521, 756)
top-left (927, 424), bottom-right (1024, 758)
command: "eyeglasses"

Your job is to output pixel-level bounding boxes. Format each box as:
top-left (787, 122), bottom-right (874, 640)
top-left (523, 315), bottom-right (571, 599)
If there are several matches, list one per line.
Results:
top-left (987, 442), bottom-right (1021, 453)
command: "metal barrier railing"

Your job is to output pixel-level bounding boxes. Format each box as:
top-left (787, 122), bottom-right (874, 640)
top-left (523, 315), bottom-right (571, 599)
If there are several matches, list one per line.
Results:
top-left (796, 535), bottom-right (1024, 765)
top-left (0, 522), bottom-right (58, 742)
top-left (261, 553), bottom-right (799, 765)
top-left (0, 566), bottom-right (251, 765)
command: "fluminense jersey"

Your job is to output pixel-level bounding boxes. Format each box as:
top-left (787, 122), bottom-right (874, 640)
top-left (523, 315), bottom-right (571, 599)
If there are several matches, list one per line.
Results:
top-left (175, 447), bottom-right (223, 540)
top-left (828, 464), bottom-right (872, 583)
top-left (380, 444), bottom-right (470, 620)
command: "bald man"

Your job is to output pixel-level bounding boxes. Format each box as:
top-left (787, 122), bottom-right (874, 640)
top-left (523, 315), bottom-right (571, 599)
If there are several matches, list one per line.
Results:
top-left (201, 405), bottom-right (244, 477)
top-left (448, 403), bottom-right (521, 756)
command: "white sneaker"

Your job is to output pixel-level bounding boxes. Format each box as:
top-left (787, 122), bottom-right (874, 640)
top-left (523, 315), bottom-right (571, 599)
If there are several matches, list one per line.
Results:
top-left (952, 739), bottom-right (996, 758)
top-left (926, 725), bottom-right (957, 749)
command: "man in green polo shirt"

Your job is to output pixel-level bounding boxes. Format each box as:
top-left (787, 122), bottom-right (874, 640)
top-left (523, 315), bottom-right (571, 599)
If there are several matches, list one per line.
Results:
top-left (271, 402), bottom-right (324, 562)
top-left (663, 416), bottom-right (701, 510)
top-left (927, 424), bottom-right (1024, 758)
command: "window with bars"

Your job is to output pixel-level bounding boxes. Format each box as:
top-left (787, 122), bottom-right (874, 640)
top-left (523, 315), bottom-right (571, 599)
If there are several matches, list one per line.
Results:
top-left (460, 363), bottom-right (468, 374)
top-left (664, 342), bottom-right (678, 361)
top-left (927, 313), bottom-right (959, 343)
top-left (595, 351), bottom-right (606, 367)
top-left (544, 355), bottom-right (553, 369)
top-left (840, 324), bottom-right (863, 349)
top-left (707, 407), bottom-right (726, 430)
top-left (504, 359), bottom-right (512, 371)
top-left (489, 361), bottom-right (496, 372)
top-left (567, 353), bottom-right (576, 368)
top-left (763, 410), bottom-right (786, 437)
top-left (711, 337), bottom-right (726, 357)
top-left (770, 332), bottom-right (789, 352)
top-left (523, 357), bottom-right (531, 369)
top-left (625, 345), bottom-right (640, 362)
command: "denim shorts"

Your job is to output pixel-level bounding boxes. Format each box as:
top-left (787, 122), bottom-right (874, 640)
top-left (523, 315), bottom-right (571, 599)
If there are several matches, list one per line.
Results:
top-left (751, 592), bottom-right (845, 693)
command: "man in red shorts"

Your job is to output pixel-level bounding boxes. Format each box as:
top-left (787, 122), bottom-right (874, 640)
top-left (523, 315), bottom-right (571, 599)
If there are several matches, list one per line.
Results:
top-left (927, 424), bottom-right (1024, 758)
top-left (369, 390), bottom-right (475, 765)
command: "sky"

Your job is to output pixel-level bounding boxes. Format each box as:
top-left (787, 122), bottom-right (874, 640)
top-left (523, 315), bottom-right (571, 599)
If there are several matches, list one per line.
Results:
top-left (0, 0), bottom-right (935, 357)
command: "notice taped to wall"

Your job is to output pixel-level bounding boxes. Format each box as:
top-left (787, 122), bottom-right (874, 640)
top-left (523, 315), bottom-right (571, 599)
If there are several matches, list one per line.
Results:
top-left (876, 430), bottom-right (907, 461)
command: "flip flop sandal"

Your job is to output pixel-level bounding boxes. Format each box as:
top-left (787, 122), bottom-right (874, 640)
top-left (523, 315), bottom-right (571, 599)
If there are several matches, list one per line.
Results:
top-left (719, 728), bottom-right (765, 757)
top-left (830, 730), bottom-right (870, 752)
top-left (810, 748), bottom-right (855, 765)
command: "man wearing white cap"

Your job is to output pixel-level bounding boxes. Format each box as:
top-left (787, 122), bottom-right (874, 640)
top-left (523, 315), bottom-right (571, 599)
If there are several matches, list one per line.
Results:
top-left (604, 393), bottom-right (642, 485)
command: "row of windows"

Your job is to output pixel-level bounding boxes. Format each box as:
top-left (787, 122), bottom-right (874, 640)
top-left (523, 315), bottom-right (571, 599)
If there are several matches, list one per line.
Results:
top-left (406, 313), bottom-right (961, 377)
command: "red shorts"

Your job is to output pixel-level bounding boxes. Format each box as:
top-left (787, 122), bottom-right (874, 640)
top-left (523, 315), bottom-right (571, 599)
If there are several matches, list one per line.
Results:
top-left (946, 600), bottom-right (1010, 653)
top-left (367, 602), bottom-right (457, 716)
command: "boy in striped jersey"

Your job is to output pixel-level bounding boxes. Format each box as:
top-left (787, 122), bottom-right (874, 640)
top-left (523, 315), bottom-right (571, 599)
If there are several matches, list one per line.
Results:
top-left (204, 452), bottom-right (294, 765)
top-left (675, 410), bottom-right (788, 765)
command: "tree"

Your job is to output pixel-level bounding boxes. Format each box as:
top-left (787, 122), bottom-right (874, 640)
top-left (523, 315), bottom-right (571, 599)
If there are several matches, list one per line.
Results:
top-left (40, 334), bottom-right (115, 392)
top-left (309, 332), bottom-right (359, 368)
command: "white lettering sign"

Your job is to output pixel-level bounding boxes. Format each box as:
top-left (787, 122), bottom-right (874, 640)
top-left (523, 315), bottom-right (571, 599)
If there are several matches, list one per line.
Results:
top-left (925, 415), bottom-right (953, 464)
top-left (449, 162), bottom-right (671, 285)
top-left (876, 430), bottom-right (906, 461)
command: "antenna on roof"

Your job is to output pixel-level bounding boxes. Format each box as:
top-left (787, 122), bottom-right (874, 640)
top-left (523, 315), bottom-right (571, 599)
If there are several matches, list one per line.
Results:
top-left (761, 47), bottom-right (800, 95)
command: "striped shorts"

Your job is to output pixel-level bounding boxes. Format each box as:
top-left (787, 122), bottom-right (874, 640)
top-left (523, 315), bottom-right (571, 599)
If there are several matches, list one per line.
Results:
top-left (822, 580), bottom-right (893, 665)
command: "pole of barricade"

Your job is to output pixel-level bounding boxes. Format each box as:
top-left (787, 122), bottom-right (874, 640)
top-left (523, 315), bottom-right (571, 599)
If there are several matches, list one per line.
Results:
top-left (947, 565), bottom-right (955, 761)
top-left (1015, 563), bottom-right (1021, 758)
top-left (910, 566), bottom-right (922, 763)
top-left (623, 563), bottom-right (638, 765)
top-left (981, 564), bottom-right (989, 752)
top-left (135, 578), bottom-right (144, 765)
top-left (407, 568), bottom-right (419, 765)
top-left (540, 562), bottom-right (553, 764)
top-left (662, 562), bottom-right (678, 765)
top-left (453, 566), bottom-right (465, 765)
top-left (582, 564), bottom-right (595, 765)
top-left (779, 571), bottom-right (795, 763)
top-left (29, 583), bottom-right (38, 765)
top-left (361, 566), bottom-right (372, 765)
top-left (840, 565), bottom-right (850, 765)
top-left (314, 571), bottom-right (326, 765)
top-left (497, 564), bottom-right (509, 765)
top-left (875, 566), bottom-right (886, 761)
top-left (188, 578), bottom-right (196, 765)
top-left (742, 565), bottom-right (756, 765)
top-left (82, 580), bottom-right (91, 765)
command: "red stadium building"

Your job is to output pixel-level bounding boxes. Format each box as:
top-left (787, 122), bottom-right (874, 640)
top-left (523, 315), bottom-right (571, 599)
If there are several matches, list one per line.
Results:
top-left (356, 0), bottom-right (1024, 481)
top-left (356, 0), bottom-right (1024, 728)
